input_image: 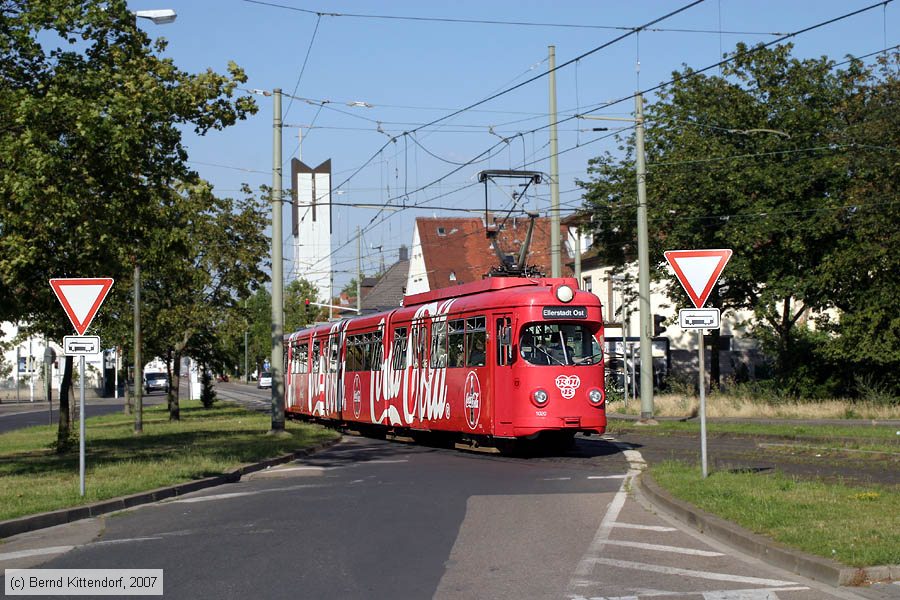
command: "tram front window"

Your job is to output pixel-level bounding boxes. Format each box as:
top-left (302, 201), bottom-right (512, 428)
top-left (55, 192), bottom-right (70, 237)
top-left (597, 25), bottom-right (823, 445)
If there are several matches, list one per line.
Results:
top-left (520, 323), bottom-right (602, 366)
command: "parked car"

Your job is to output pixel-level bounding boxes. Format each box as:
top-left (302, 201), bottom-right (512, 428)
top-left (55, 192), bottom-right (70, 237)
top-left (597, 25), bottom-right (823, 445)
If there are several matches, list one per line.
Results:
top-left (257, 372), bottom-right (272, 389)
top-left (144, 372), bottom-right (169, 394)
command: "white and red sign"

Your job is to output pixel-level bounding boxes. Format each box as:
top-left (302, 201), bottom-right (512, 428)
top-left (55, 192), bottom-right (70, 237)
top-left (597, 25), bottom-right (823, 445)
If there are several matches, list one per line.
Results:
top-left (664, 250), bottom-right (732, 309)
top-left (49, 278), bottom-right (114, 335)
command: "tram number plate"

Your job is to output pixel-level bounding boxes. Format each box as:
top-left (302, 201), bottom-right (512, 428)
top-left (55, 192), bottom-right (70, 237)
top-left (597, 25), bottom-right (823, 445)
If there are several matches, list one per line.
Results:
top-left (542, 306), bottom-right (587, 319)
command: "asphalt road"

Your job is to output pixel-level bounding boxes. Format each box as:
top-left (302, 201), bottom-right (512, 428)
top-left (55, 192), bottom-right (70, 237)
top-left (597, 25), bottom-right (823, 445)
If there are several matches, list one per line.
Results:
top-left (1, 383), bottom-right (897, 599)
top-left (1, 432), bottom-right (878, 599)
top-left (0, 383), bottom-right (183, 434)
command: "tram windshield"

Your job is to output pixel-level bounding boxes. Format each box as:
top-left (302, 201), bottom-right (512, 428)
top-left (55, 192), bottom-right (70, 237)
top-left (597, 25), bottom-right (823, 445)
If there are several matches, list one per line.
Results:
top-left (520, 323), bottom-right (602, 366)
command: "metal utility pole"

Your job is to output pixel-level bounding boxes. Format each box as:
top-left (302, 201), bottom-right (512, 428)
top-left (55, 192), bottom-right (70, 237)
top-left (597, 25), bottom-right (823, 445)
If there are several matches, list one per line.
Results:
top-left (134, 264), bottom-right (142, 434)
top-left (356, 226), bottom-right (362, 314)
top-left (270, 88), bottom-right (285, 433)
top-left (634, 94), bottom-right (655, 423)
top-left (548, 45), bottom-right (561, 278)
top-left (244, 331), bottom-right (249, 384)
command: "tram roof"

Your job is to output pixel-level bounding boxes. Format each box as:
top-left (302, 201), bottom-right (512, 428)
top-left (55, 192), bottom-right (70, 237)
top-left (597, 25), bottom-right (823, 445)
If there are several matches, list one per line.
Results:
top-left (402, 276), bottom-right (579, 307)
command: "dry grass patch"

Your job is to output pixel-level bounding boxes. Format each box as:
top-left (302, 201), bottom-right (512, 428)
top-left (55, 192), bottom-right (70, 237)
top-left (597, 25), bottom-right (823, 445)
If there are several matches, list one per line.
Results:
top-left (612, 393), bottom-right (900, 420)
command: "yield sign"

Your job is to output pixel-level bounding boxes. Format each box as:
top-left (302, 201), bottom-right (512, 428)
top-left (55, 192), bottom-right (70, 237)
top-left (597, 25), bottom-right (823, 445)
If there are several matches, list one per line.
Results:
top-left (664, 249), bottom-right (732, 309)
top-left (50, 278), bottom-right (114, 335)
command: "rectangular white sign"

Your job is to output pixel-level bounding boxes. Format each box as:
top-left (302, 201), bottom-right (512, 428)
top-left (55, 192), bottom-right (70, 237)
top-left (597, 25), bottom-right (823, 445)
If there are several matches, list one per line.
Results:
top-left (679, 308), bottom-right (720, 330)
top-left (63, 336), bottom-right (100, 356)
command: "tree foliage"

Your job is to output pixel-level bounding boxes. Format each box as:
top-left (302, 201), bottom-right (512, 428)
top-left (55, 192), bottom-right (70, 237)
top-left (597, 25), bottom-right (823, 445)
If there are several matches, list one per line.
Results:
top-left (0, 1), bottom-right (260, 442)
top-left (580, 43), bottom-right (898, 396)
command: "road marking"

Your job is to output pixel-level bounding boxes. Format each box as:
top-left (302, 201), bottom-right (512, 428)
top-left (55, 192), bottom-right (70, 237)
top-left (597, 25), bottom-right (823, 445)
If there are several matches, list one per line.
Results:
top-left (614, 523), bottom-right (678, 532)
top-left (543, 477), bottom-right (573, 481)
top-left (0, 546), bottom-right (74, 561)
top-left (586, 558), bottom-right (798, 586)
top-left (581, 587), bottom-right (808, 599)
top-left (92, 537), bottom-right (163, 546)
top-left (602, 539), bottom-right (724, 556)
top-left (170, 483), bottom-right (326, 504)
top-left (267, 466), bottom-right (332, 473)
top-left (570, 468), bottom-right (641, 585)
top-left (587, 474), bottom-right (627, 480)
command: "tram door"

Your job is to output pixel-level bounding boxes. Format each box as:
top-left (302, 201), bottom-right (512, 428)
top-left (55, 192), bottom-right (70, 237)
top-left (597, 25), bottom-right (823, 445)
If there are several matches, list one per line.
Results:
top-left (493, 314), bottom-right (516, 429)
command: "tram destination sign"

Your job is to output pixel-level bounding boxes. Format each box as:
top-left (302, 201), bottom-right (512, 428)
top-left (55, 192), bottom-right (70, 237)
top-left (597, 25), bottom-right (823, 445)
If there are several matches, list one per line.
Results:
top-left (542, 306), bottom-right (587, 319)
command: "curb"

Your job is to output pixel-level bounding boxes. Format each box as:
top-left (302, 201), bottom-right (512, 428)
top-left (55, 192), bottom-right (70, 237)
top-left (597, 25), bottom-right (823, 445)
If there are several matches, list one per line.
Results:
top-left (634, 471), bottom-right (900, 587)
top-left (0, 437), bottom-right (340, 541)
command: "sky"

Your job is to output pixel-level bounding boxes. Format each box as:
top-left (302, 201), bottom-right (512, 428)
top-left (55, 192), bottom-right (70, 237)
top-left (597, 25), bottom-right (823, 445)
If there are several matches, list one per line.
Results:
top-left (127, 0), bottom-right (897, 293)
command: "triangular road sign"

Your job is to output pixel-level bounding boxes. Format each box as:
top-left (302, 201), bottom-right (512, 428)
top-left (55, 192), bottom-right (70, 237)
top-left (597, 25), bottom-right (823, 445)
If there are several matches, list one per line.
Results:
top-left (50, 278), bottom-right (114, 335)
top-left (664, 249), bottom-right (732, 309)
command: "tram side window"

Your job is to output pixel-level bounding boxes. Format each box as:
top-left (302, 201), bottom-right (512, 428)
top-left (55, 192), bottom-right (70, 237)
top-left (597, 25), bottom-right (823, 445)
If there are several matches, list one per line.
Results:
top-left (346, 336), bottom-right (362, 372)
top-left (431, 319), bottom-right (448, 368)
top-left (369, 331), bottom-right (383, 371)
top-left (328, 337), bottom-right (340, 373)
top-left (391, 327), bottom-right (408, 370)
top-left (448, 319), bottom-right (465, 368)
top-left (312, 340), bottom-right (321, 373)
top-left (496, 317), bottom-right (512, 366)
top-left (293, 342), bottom-right (309, 374)
top-left (414, 322), bottom-right (429, 368)
top-left (465, 316), bottom-right (487, 367)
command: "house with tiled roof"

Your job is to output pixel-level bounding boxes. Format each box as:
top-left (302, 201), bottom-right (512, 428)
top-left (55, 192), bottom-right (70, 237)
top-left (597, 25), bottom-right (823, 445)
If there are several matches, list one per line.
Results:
top-left (360, 246), bottom-right (411, 314)
top-left (405, 215), bottom-right (573, 295)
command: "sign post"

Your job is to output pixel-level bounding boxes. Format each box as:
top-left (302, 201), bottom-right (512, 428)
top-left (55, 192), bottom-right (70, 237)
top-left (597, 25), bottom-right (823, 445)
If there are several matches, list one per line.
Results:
top-left (664, 250), bottom-right (731, 478)
top-left (49, 278), bottom-right (114, 496)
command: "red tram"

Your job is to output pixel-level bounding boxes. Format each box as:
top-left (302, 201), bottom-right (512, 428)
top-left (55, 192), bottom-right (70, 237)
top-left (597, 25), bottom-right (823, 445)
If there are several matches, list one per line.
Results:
top-left (283, 276), bottom-right (606, 449)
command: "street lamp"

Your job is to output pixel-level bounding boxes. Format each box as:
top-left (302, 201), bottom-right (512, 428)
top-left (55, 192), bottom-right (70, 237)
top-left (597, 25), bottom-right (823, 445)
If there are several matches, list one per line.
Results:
top-left (133, 9), bottom-right (177, 25)
top-left (130, 8), bottom-right (175, 435)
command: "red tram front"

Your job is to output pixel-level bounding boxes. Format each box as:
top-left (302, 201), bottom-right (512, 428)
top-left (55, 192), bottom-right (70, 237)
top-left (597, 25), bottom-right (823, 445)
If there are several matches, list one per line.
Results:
top-left (283, 277), bottom-right (606, 447)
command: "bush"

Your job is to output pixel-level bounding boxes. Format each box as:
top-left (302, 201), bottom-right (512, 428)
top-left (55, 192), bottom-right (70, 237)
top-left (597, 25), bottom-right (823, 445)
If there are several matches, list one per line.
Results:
top-left (200, 370), bottom-right (216, 408)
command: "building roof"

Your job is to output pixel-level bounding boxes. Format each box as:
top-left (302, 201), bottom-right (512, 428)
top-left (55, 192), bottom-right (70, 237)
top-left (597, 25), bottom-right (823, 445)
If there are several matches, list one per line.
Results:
top-left (415, 215), bottom-right (572, 290)
top-left (360, 259), bottom-right (410, 313)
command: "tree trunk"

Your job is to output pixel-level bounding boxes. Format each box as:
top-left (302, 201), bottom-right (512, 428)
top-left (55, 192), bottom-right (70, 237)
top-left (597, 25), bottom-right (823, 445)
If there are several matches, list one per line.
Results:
top-left (56, 356), bottom-right (73, 453)
top-left (167, 350), bottom-right (180, 421)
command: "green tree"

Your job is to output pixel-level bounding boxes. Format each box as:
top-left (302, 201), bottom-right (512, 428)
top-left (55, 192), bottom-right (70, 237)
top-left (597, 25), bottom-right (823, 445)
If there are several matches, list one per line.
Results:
top-left (285, 278), bottom-right (320, 334)
top-left (580, 43), bottom-right (865, 392)
top-left (816, 51), bottom-right (900, 396)
top-left (0, 1), bottom-right (256, 447)
top-left (140, 181), bottom-right (268, 420)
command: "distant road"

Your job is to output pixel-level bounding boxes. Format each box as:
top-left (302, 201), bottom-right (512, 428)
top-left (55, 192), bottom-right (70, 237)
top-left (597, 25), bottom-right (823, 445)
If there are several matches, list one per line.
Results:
top-left (0, 382), bottom-right (183, 435)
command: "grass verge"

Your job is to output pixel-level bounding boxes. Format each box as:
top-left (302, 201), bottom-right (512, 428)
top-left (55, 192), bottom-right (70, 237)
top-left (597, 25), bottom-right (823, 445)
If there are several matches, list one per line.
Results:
top-left (607, 419), bottom-right (900, 454)
top-left (0, 400), bottom-right (339, 523)
top-left (649, 460), bottom-right (900, 568)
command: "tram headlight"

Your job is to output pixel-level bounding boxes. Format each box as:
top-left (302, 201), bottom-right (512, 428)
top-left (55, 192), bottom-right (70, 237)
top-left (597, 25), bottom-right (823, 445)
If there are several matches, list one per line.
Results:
top-left (588, 388), bottom-right (605, 406)
top-left (531, 388), bottom-right (549, 407)
top-left (555, 284), bottom-right (574, 303)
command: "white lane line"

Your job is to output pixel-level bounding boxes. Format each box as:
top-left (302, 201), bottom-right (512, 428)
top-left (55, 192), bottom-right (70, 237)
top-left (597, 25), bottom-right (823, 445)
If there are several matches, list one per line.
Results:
top-left (588, 587), bottom-right (808, 599)
top-left (544, 477), bottom-right (573, 481)
top-left (587, 474), bottom-right (627, 480)
top-left (0, 546), bottom-right (74, 561)
top-left (170, 483), bottom-right (326, 504)
top-left (586, 558), bottom-right (798, 587)
top-left (602, 539), bottom-right (724, 557)
top-left (92, 537), bottom-right (163, 546)
top-left (614, 523), bottom-right (677, 532)
top-left (570, 468), bottom-right (641, 584)
top-left (266, 466), bottom-right (331, 473)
